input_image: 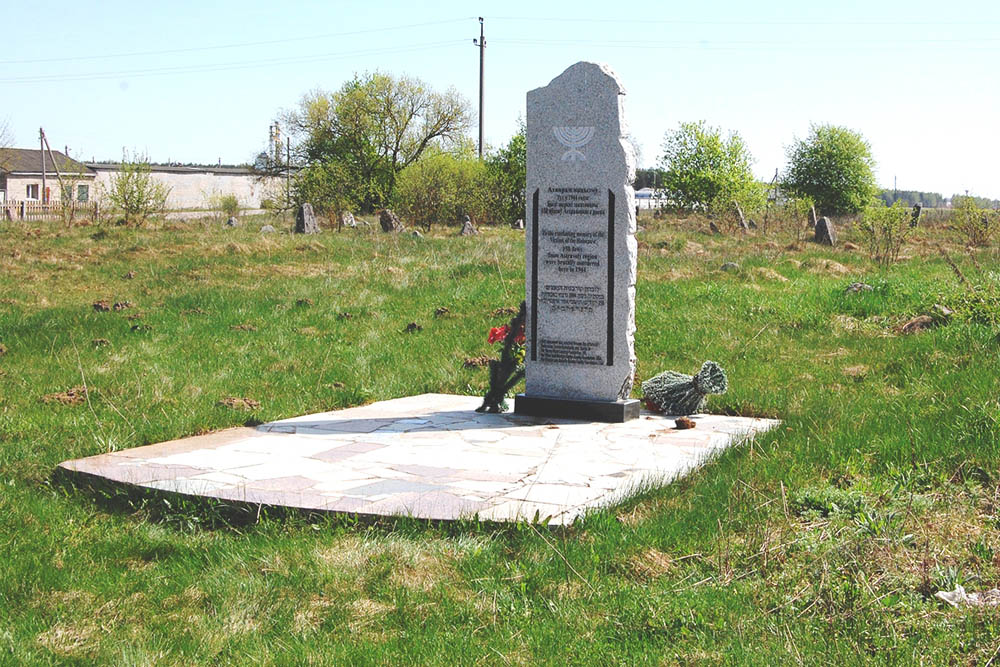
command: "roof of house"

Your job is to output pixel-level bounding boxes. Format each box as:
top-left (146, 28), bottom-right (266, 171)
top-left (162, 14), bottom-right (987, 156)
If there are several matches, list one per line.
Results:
top-left (0, 148), bottom-right (94, 175)
top-left (85, 162), bottom-right (256, 175)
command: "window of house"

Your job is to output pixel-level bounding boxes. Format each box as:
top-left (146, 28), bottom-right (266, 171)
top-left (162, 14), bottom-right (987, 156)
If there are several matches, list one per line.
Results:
top-left (26, 184), bottom-right (39, 200)
top-left (77, 184), bottom-right (89, 202)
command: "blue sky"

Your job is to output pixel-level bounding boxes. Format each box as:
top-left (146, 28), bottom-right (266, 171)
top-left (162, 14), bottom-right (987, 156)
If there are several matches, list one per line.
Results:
top-left (3, 0), bottom-right (998, 198)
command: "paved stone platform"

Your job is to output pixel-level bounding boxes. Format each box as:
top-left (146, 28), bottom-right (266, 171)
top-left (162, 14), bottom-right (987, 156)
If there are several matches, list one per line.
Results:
top-left (59, 394), bottom-right (779, 525)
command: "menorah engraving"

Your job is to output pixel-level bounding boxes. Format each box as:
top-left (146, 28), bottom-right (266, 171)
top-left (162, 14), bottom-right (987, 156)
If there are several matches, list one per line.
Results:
top-left (552, 126), bottom-right (595, 161)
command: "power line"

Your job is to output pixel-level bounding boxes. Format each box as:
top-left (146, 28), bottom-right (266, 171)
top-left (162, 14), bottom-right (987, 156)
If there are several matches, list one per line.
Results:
top-left (490, 15), bottom-right (1000, 26)
top-left (0, 17), bottom-right (474, 66)
top-left (0, 41), bottom-right (466, 84)
top-left (490, 37), bottom-right (1000, 52)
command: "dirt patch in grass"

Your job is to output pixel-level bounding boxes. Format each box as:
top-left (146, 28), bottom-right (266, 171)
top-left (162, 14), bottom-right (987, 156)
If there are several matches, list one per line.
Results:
top-left (218, 397), bottom-right (260, 410)
top-left (807, 259), bottom-right (852, 275)
top-left (230, 323), bottom-right (257, 332)
top-left (463, 355), bottom-right (491, 368)
top-left (842, 364), bottom-right (869, 379)
top-left (752, 267), bottom-right (790, 282)
top-left (41, 386), bottom-right (88, 406)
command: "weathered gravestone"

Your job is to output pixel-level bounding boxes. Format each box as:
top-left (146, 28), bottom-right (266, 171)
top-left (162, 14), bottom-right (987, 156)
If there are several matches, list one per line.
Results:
top-left (379, 208), bottom-right (404, 233)
top-left (459, 215), bottom-right (478, 236)
top-left (514, 62), bottom-right (640, 423)
top-left (295, 203), bottom-right (319, 234)
top-left (815, 216), bottom-right (836, 245)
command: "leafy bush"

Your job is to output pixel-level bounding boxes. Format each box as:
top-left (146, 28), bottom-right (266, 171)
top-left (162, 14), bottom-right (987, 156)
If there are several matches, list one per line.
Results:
top-left (657, 121), bottom-right (762, 216)
top-left (218, 194), bottom-right (240, 218)
top-left (952, 284), bottom-right (1000, 327)
top-left (858, 200), bottom-right (913, 266)
top-left (391, 148), bottom-right (486, 230)
top-left (952, 196), bottom-right (998, 247)
top-left (783, 124), bottom-right (877, 216)
top-left (481, 127), bottom-right (526, 224)
top-left (204, 191), bottom-right (242, 220)
top-left (103, 155), bottom-right (170, 226)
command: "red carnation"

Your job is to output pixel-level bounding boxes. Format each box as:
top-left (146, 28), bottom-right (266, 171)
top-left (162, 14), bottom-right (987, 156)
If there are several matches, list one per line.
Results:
top-left (487, 325), bottom-right (509, 344)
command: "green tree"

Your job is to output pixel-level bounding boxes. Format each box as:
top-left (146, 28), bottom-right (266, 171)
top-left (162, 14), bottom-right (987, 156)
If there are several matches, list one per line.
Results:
top-left (292, 160), bottom-right (360, 218)
top-left (102, 154), bottom-right (170, 226)
top-left (783, 124), bottom-right (877, 216)
top-left (482, 126), bottom-right (526, 224)
top-left (657, 121), bottom-right (762, 216)
top-left (283, 73), bottom-right (472, 212)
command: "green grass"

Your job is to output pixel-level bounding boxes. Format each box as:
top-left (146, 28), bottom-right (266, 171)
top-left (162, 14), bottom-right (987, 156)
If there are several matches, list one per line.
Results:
top-left (2, 212), bottom-right (1000, 663)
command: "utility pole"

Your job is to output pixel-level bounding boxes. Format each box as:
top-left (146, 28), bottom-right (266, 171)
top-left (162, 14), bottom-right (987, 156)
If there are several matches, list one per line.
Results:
top-left (286, 136), bottom-right (291, 214)
top-left (39, 128), bottom-right (46, 203)
top-left (473, 17), bottom-right (485, 159)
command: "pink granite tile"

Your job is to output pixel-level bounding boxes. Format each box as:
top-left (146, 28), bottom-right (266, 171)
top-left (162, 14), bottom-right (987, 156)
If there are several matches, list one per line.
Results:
top-left (247, 476), bottom-right (319, 492)
top-left (336, 442), bottom-right (388, 454)
top-left (323, 496), bottom-right (374, 513)
top-left (309, 447), bottom-right (359, 463)
top-left (96, 462), bottom-right (209, 483)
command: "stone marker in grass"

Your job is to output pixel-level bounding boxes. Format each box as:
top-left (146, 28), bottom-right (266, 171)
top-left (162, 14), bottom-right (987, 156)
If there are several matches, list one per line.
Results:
top-left (514, 61), bottom-right (640, 423)
top-left (295, 203), bottom-right (319, 234)
top-left (815, 216), bottom-right (836, 246)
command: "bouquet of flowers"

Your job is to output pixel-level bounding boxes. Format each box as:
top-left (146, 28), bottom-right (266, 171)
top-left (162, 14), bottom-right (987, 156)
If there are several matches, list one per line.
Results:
top-left (476, 301), bottom-right (527, 413)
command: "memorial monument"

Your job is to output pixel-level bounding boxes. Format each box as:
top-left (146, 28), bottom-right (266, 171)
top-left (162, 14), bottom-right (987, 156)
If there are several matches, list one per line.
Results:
top-left (514, 62), bottom-right (640, 422)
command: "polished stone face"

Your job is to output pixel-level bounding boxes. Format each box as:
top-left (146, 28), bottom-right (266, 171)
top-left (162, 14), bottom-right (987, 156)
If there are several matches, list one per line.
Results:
top-left (59, 394), bottom-right (779, 526)
top-left (524, 62), bottom-right (637, 403)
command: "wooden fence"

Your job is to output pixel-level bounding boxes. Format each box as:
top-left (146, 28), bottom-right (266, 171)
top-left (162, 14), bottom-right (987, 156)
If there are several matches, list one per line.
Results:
top-left (1, 200), bottom-right (99, 222)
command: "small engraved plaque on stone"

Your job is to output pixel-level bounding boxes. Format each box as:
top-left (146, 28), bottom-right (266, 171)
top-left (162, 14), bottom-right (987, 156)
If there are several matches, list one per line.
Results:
top-left (516, 62), bottom-right (639, 422)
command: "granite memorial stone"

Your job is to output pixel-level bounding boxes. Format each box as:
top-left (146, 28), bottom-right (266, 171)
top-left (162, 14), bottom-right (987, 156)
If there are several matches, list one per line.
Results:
top-left (514, 61), bottom-right (639, 423)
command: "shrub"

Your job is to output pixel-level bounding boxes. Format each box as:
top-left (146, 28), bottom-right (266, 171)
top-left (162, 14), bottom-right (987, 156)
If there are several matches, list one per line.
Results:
top-left (783, 124), bottom-right (877, 216)
top-left (858, 200), bottom-right (912, 266)
top-left (103, 155), bottom-right (170, 226)
top-left (218, 194), bottom-right (241, 218)
top-left (391, 148), bottom-right (486, 230)
top-left (952, 196), bottom-right (998, 247)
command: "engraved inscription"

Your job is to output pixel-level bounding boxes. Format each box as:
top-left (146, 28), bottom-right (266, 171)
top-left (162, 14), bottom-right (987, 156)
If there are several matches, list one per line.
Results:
top-left (538, 338), bottom-right (604, 365)
top-left (539, 285), bottom-right (605, 313)
top-left (540, 187), bottom-right (607, 216)
top-left (541, 229), bottom-right (604, 274)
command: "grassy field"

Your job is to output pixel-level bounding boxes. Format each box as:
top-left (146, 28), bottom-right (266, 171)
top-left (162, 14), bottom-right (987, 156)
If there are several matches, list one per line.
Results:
top-left (1, 211), bottom-right (999, 664)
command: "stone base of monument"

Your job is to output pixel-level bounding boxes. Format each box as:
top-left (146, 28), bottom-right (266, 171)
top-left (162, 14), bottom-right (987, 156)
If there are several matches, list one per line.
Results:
top-left (57, 394), bottom-right (779, 526)
top-left (513, 394), bottom-right (640, 423)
